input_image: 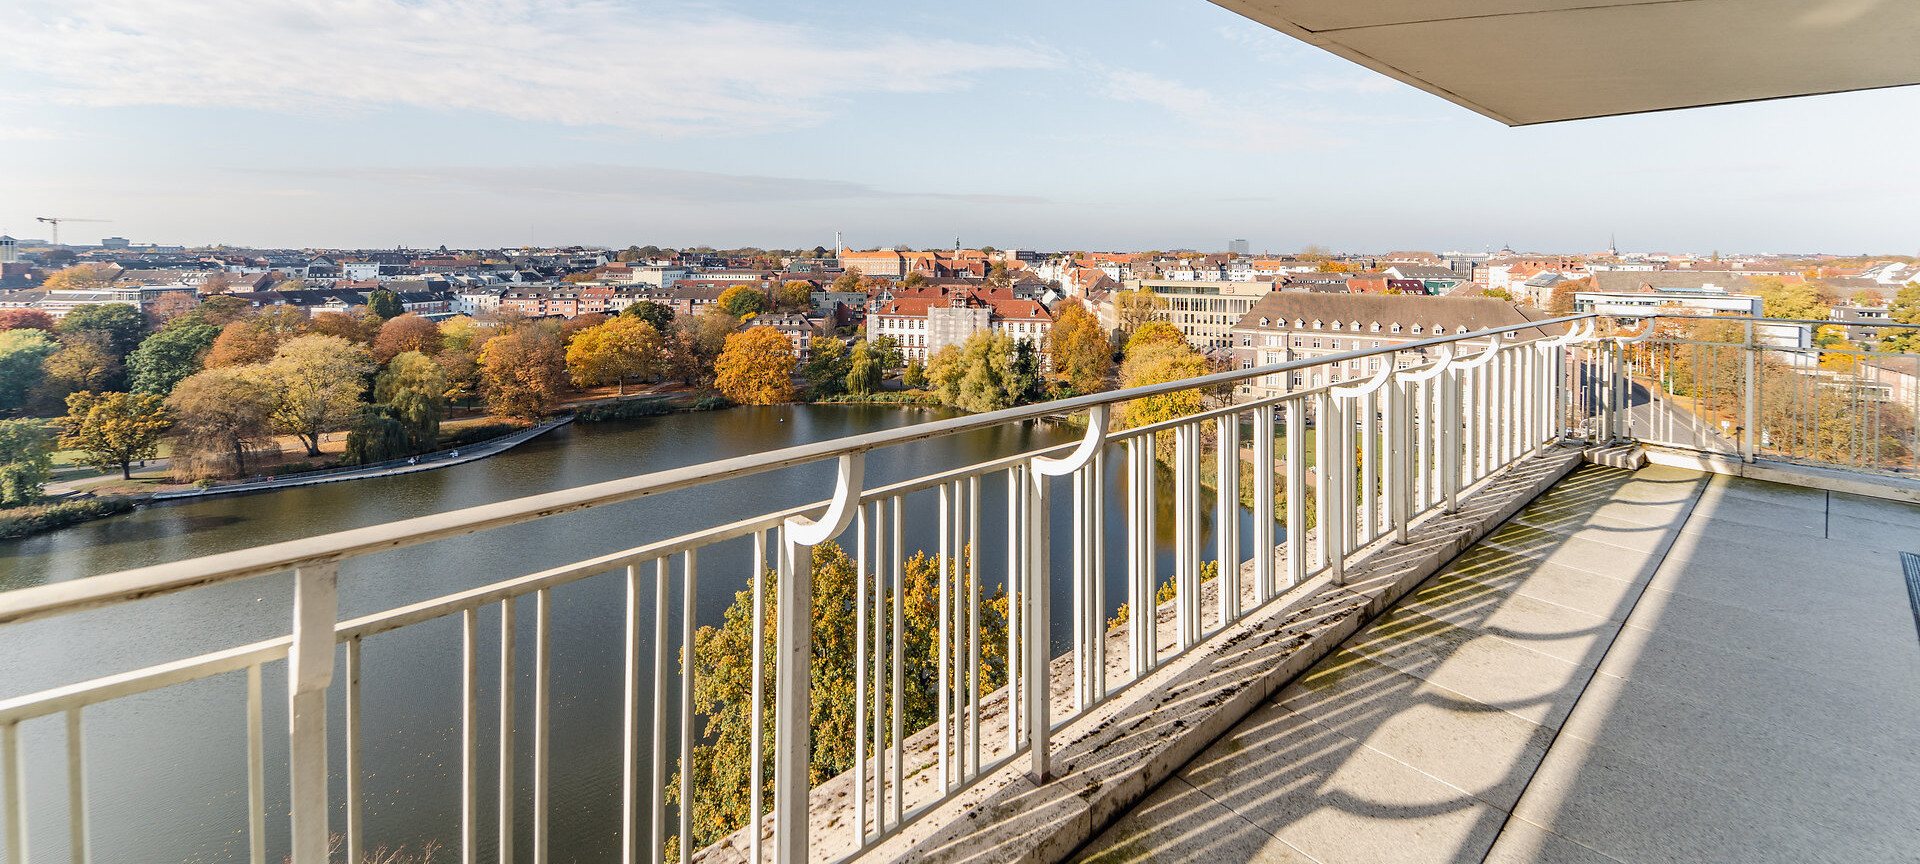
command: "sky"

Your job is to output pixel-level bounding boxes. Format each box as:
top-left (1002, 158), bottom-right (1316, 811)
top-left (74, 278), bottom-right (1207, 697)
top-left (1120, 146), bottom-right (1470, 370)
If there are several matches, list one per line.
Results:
top-left (4, 0), bottom-right (1918, 255)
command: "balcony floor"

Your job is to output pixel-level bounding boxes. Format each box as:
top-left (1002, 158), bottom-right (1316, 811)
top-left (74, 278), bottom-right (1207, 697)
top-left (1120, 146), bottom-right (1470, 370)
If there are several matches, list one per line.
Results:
top-left (1076, 464), bottom-right (1920, 864)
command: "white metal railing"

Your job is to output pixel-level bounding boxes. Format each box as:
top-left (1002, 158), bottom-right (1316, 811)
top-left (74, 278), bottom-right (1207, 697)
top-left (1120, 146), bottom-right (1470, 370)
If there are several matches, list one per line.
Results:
top-left (1599, 314), bottom-right (1920, 475)
top-left (0, 313), bottom-right (1604, 864)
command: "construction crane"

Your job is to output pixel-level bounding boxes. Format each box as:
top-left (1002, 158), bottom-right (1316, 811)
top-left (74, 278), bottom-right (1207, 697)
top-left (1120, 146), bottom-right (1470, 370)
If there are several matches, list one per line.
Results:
top-left (34, 217), bottom-right (111, 247)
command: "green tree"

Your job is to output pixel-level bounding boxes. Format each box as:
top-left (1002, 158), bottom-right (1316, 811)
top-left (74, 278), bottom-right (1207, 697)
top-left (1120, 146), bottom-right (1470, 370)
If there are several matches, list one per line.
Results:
top-left (58, 303), bottom-right (147, 360)
top-left (902, 358), bottom-right (927, 389)
top-left (167, 368), bottom-right (273, 479)
top-left (0, 420), bottom-right (53, 506)
top-left (254, 335), bottom-right (376, 457)
top-left (127, 321), bottom-right (221, 395)
top-left (343, 407), bottom-right (413, 465)
top-left (1010, 339), bottom-right (1044, 403)
top-left (0, 329), bottom-right (58, 415)
top-left (713, 327), bottom-right (797, 404)
top-left (869, 336), bottom-right (904, 370)
top-left (375, 351), bottom-right (448, 454)
top-left (621, 300), bottom-right (675, 332)
top-left (803, 337), bottom-right (849, 398)
top-left (844, 340), bottom-right (884, 395)
top-left (1749, 276), bottom-right (1829, 321)
top-left (41, 335), bottom-right (123, 397)
top-left (366, 289), bottom-right (405, 321)
top-left (927, 330), bottom-right (1021, 413)
top-left (717, 285), bottom-right (770, 319)
top-left (58, 391), bottom-right (171, 480)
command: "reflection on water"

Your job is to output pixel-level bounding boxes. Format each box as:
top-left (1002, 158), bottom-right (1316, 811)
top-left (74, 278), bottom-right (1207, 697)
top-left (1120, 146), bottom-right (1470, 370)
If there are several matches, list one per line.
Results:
top-left (2, 405), bottom-right (1253, 864)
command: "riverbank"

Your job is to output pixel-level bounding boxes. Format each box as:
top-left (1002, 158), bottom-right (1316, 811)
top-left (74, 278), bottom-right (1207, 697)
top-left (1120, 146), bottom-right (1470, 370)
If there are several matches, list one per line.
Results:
top-left (149, 416), bottom-right (574, 502)
top-left (0, 496), bottom-right (137, 541)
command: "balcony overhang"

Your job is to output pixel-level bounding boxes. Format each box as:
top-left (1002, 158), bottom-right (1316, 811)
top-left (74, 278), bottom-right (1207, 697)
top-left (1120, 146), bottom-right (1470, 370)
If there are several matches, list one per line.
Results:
top-left (1210, 0), bottom-right (1920, 125)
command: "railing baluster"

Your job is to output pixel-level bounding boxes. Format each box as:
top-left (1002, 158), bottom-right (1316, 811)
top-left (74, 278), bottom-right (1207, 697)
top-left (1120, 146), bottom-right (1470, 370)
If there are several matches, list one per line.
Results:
top-left (748, 534), bottom-right (766, 864)
top-left (62, 710), bottom-right (84, 864)
top-left (679, 551), bottom-right (696, 864)
top-left (1252, 405), bottom-right (1275, 603)
top-left (1287, 400), bottom-right (1305, 589)
top-left (289, 562), bottom-right (337, 864)
top-left (1216, 412), bottom-right (1240, 626)
top-left (534, 588), bottom-right (552, 864)
top-left (345, 637), bottom-right (363, 864)
top-left (622, 564), bottom-right (642, 864)
top-left (1023, 462), bottom-right (1051, 782)
top-left (500, 596), bottom-right (517, 864)
top-left (1175, 423), bottom-right (1199, 646)
top-left (890, 499), bottom-right (904, 829)
top-left (246, 663), bottom-right (265, 864)
top-left (1072, 466), bottom-right (1088, 711)
top-left (1004, 468), bottom-right (1020, 750)
top-left (937, 482), bottom-right (951, 789)
top-left (3, 720), bottom-right (23, 864)
top-left (871, 501), bottom-right (886, 837)
top-left (1125, 438), bottom-right (1147, 679)
top-left (1389, 378), bottom-right (1410, 545)
top-left (651, 558), bottom-right (669, 864)
top-left (1090, 449), bottom-right (1106, 701)
top-left (967, 474), bottom-right (982, 775)
top-left (854, 504), bottom-right (868, 841)
top-left (1361, 389), bottom-right (1378, 543)
top-left (462, 607), bottom-right (479, 864)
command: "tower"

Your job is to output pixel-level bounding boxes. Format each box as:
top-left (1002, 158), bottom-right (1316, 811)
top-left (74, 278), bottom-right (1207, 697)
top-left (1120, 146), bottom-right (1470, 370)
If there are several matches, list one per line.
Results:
top-left (1608, 234), bottom-right (1618, 257)
top-left (0, 236), bottom-right (15, 265)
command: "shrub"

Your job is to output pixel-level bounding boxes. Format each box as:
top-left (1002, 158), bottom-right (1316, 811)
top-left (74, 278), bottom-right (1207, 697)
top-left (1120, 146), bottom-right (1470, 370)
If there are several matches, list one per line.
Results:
top-left (0, 496), bottom-right (136, 540)
top-left (577, 398), bottom-right (674, 423)
top-left (438, 422), bottom-right (520, 450)
top-left (691, 395), bottom-right (735, 412)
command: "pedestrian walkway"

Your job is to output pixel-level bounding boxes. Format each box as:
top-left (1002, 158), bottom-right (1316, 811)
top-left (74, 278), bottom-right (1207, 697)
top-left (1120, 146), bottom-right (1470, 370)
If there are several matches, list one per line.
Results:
top-left (1076, 465), bottom-right (1920, 863)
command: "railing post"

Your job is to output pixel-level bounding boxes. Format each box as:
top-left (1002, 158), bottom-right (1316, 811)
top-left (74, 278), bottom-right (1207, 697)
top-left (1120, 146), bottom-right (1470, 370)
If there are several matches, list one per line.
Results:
top-left (1026, 405), bottom-right (1108, 785)
top-left (288, 562), bottom-right (337, 864)
top-left (1389, 378), bottom-right (1410, 545)
top-left (1742, 321), bottom-right (1757, 463)
top-left (1442, 368), bottom-right (1461, 513)
top-left (777, 454), bottom-right (864, 864)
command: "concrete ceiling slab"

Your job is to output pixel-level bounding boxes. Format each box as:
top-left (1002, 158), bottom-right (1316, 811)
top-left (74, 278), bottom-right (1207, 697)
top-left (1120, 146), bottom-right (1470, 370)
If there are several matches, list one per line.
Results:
top-left (1211, 0), bottom-right (1920, 124)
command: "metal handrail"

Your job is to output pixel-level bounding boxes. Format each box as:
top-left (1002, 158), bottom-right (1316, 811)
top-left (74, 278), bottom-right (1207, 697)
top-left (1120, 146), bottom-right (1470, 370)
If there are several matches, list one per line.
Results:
top-left (0, 313), bottom-right (1596, 628)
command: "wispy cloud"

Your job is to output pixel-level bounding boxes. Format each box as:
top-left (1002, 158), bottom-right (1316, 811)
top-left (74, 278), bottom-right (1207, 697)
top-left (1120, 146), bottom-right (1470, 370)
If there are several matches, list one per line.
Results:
top-left (5, 0), bottom-right (1057, 135)
top-left (260, 164), bottom-right (1048, 205)
top-left (1092, 65), bottom-right (1429, 151)
top-left (0, 126), bottom-right (66, 141)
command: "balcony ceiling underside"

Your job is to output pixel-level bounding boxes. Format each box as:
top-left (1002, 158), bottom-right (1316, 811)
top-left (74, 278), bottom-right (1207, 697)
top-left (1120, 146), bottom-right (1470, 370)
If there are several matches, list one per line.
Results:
top-left (1211, 0), bottom-right (1920, 124)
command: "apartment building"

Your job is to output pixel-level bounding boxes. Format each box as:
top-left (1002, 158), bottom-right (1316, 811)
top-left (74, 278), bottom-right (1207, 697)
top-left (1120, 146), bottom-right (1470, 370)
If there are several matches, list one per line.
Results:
top-left (1125, 279), bottom-right (1274, 351)
top-left (1229, 293), bottom-right (1560, 402)
top-left (868, 285), bottom-right (1052, 363)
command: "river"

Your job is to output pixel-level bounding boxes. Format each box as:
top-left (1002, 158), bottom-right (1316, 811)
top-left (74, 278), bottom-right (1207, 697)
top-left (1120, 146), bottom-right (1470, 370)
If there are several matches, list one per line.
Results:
top-left (0, 404), bottom-right (1256, 864)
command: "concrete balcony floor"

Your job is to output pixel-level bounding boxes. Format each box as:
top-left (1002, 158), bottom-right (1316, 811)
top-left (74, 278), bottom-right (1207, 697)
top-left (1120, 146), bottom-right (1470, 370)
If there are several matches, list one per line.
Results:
top-left (1076, 465), bottom-right (1920, 863)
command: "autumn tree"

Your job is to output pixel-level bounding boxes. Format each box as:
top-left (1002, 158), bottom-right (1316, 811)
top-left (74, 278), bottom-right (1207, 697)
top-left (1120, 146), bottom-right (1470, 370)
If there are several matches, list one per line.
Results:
top-left (1749, 276), bottom-right (1829, 321)
top-left (902, 358), bottom-right (927, 389)
top-left (307, 310), bottom-right (378, 344)
top-left (203, 319), bottom-right (281, 368)
top-left (717, 285), bottom-right (770, 319)
top-left (58, 391), bottom-right (171, 479)
top-left (671, 542), bottom-right (1007, 852)
top-left (373, 313), bottom-right (444, 363)
top-left (1119, 322), bottom-right (1210, 430)
top-left (713, 327), bottom-right (797, 404)
top-left (253, 335), bottom-right (375, 457)
top-left (0, 310), bottom-right (56, 332)
top-left (927, 330), bottom-right (1022, 413)
top-left (41, 264), bottom-right (115, 292)
top-left (41, 335), bottom-right (122, 398)
top-left (566, 317), bottom-right (665, 396)
top-left (1045, 299), bottom-right (1113, 394)
top-left (438, 315), bottom-right (491, 353)
top-left (1113, 289), bottom-right (1168, 340)
top-left (479, 326), bottom-right (567, 420)
top-left (194, 295), bottom-right (251, 327)
top-left (671, 312), bottom-right (740, 388)
top-left (775, 281), bottom-right (815, 312)
top-left (1547, 277), bottom-right (1590, 316)
top-left (147, 291), bottom-right (200, 324)
top-left (1878, 282), bottom-right (1920, 352)
top-left (167, 368), bottom-right (273, 479)
top-left (0, 329), bottom-right (58, 415)
top-left (0, 420), bottom-right (53, 506)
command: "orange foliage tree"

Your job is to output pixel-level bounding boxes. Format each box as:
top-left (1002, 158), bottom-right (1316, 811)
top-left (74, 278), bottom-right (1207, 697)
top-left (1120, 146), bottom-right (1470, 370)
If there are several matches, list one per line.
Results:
top-left (712, 327), bottom-right (796, 404)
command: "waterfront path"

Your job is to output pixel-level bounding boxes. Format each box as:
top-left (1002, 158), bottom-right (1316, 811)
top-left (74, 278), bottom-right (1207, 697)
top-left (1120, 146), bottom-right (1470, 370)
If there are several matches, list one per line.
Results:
top-left (149, 416), bottom-right (573, 502)
top-left (1078, 465), bottom-right (1920, 863)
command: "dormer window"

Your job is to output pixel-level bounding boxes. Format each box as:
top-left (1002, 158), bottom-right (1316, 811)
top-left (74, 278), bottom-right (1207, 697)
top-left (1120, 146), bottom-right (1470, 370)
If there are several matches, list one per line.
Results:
top-left (1311, 320), bottom-right (1322, 329)
top-left (1412, 324), bottom-right (1422, 334)
top-left (1390, 323), bottom-right (1402, 333)
top-left (1350, 322), bottom-right (1361, 332)
top-left (1259, 317), bottom-right (1269, 326)
top-left (1370, 322), bottom-right (1381, 332)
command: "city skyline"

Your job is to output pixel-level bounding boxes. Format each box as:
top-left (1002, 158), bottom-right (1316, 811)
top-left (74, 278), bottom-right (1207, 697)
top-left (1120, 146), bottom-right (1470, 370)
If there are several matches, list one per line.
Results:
top-left (6, 0), bottom-right (1920, 253)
